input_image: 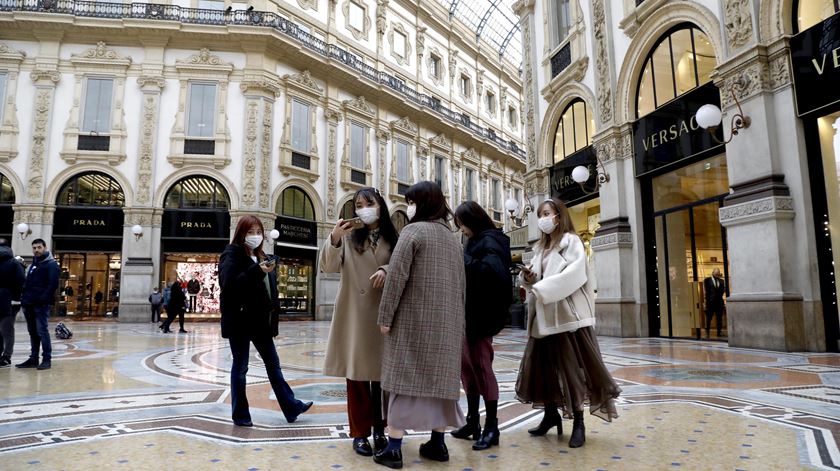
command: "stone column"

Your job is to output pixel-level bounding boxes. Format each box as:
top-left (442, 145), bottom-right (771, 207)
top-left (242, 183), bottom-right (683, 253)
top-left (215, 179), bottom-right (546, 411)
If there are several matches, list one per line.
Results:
top-left (324, 107), bottom-right (342, 221)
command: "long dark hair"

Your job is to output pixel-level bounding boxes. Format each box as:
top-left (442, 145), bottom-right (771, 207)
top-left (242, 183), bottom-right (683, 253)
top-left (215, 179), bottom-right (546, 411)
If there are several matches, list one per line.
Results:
top-left (454, 201), bottom-right (497, 238)
top-left (405, 181), bottom-right (452, 225)
top-left (536, 197), bottom-right (577, 250)
top-left (231, 214), bottom-right (266, 260)
top-left (349, 187), bottom-right (399, 253)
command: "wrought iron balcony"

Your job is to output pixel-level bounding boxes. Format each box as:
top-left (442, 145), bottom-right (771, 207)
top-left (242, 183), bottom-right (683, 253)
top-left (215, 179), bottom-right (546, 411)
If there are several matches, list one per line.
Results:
top-left (0, 0), bottom-right (526, 162)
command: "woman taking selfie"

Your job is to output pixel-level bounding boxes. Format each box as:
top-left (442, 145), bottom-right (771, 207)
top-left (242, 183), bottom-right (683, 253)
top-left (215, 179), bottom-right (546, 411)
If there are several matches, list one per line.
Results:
top-left (451, 201), bottom-right (511, 451)
top-left (375, 181), bottom-right (466, 469)
top-left (321, 187), bottom-right (399, 457)
top-left (219, 215), bottom-right (313, 427)
top-left (516, 198), bottom-right (620, 448)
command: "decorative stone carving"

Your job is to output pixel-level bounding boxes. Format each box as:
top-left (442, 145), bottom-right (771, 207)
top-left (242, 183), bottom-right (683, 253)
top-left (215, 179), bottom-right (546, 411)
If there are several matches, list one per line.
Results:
top-left (342, 96), bottom-right (375, 118)
top-left (769, 54), bottom-right (791, 90)
top-left (324, 108), bottom-right (343, 123)
top-left (240, 79), bottom-right (280, 97)
top-left (448, 50), bottom-right (459, 84)
top-left (450, 159), bottom-right (460, 204)
top-left (419, 156), bottom-right (426, 180)
top-left (260, 101), bottom-right (273, 209)
top-left (27, 87), bottom-right (55, 201)
top-left (0, 43), bottom-right (24, 163)
top-left (72, 42), bottom-right (132, 65)
top-left (241, 101), bottom-right (259, 208)
top-left (297, 0), bottom-right (317, 12)
top-left (430, 133), bottom-right (451, 149)
top-left (376, 129), bottom-right (390, 194)
top-left (500, 86), bottom-right (508, 109)
top-left (719, 196), bottom-right (795, 227)
top-left (178, 48), bottom-right (224, 66)
top-left (720, 62), bottom-right (768, 108)
top-left (390, 116), bottom-right (418, 135)
top-left (462, 148), bottom-right (479, 163)
top-left (0, 43), bottom-right (24, 56)
top-left (137, 76), bottom-right (166, 90)
top-left (135, 94), bottom-right (159, 206)
top-left (388, 22), bottom-right (412, 66)
top-left (475, 70), bottom-right (484, 97)
top-left (724, 0), bottom-right (754, 51)
top-left (416, 26), bottom-right (427, 60)
top-left (592, 0), bottom-right (612, 126)
top-left (518, 11), bottom-right (537, 168)
top-left (283, 70), bottom-right (324, 95)
top-left (30, 69), bottom-right (60, 84)
top-left (376, 0), bottom-right (389, 37)
top-left (327, 116), bottom-right (340, 219)
top-left (591, 232), bottom-right (633, 249)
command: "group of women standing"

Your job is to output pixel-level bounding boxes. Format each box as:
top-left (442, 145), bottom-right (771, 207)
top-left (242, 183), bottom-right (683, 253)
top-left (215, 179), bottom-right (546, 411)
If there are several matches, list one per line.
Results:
top-left (217, 182), bottom-right (620, 469)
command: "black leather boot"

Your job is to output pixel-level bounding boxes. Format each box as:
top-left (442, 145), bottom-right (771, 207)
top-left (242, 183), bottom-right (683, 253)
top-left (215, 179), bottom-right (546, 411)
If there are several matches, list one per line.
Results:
top-left (472, 418), bottom-right (499, 450)
top-left (528, 407), bottom-right (562, 436)
top-left (373, 448), bottom-right (403, 469)
top-left (451, 415), bottom-right (481, 440)
top-left (373, 431), bottom-right (388, 454)
top-left (569, 411), bottom-right (585, 448)
top-left (419, 440), bottom-right (449, 462)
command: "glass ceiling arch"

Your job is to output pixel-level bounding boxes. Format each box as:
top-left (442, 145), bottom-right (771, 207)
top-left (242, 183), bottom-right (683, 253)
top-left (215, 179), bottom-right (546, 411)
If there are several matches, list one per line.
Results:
top-left (441, 0), bottom-right (522, 65)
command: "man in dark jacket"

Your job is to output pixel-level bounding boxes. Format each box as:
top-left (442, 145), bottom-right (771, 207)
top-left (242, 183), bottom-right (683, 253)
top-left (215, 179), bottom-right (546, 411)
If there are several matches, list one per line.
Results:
top-left (704, 268), bottom-right (727, 338)
top-left (0, 238), bottom-right (25, 367)
top-left (16, 238), bottom-right (60, 370)
top-left (161, 278), bottom-right (187, 333)
top-left (187, 276), bottom-right (201, 313)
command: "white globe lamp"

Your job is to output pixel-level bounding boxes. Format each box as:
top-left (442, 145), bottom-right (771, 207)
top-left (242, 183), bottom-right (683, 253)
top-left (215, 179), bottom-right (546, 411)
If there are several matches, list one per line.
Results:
top-left (695, 104), bottom-right (723, 130)
top-left (16, 222), bottom-right (30, 239)
top-left (571, 165), bottom-right (591, 184)
top-left (504, 197), bottom-right (519, 217)
top-left (131, 224), bottom-right (143, 241)
top-left (269, 229), bottom-right (280, 240)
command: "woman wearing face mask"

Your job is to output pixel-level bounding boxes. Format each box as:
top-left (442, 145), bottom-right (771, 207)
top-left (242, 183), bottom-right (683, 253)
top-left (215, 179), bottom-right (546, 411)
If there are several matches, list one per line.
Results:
top-left (219, 215), bottom-right (313, 427)
top-left (516, 198), bottom-right (620, 448)
top-left (321, 187), bottom-right (399, 458)
top-left (450, 201), bottom-right (511, 451)
top-left (374, 181), bottom-right (466, 469)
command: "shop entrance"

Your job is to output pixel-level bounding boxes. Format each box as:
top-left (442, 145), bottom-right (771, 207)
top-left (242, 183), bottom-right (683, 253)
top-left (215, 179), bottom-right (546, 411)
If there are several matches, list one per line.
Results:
top-left (56, 253), bottom-right (121, 318)
top-left (162, 253), bottom-right (221, 318)
top-left (650, 155), bottom-right (729, 339)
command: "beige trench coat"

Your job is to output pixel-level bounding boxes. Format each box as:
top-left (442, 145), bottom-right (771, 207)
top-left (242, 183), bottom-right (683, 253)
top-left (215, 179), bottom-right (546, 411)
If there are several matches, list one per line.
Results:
top-left (321, 235), bottom-right (392, 381)
top-left (378, 220), bottom-right (466, 401)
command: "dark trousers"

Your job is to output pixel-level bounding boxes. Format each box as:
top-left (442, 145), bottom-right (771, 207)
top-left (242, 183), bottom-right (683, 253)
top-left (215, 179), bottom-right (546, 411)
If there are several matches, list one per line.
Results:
top-left (0, 308), bottom-right (17, 360)
top-left (188, 295), bottom-right (197, 312)
top-left (23, 304), bottom-right (51, 362)
top-left (706, 305), bottom-right (724, 335)
top-left (346, 379), bottom-right (386, 438)
top-left (461, 336), bottom-right (500, 401)
top-left (151, 304), bottom-right (162, 323)
top-left (162, 308), bottom-right (184, 332)
top-left (229, 335), bottom-right (304, 423)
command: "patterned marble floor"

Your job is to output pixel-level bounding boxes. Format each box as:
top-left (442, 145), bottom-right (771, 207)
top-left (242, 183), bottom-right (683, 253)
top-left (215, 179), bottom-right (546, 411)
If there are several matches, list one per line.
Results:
top-left (1, 321), bottom-right (838, 470)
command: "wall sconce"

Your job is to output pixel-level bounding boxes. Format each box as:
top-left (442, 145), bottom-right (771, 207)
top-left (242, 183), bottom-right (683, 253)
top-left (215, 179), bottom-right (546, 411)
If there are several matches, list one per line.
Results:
top-left (16, 222), bottom-right (31, 240)
top-left (571, 154), bottom-right (611, 196)
top-left (504, 187), bottom-right (534, 227)
top-left (695, 89), bottom-right (751, 145)
top-left (269, 229), bottom-right (280, 241)
top-left (131, 224), bottom-right (143, 241)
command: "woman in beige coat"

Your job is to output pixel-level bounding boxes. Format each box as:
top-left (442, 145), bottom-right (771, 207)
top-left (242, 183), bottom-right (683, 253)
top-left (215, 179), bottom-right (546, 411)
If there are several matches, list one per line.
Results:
top-left (321, 187), bottom-right (399, 457)
top-left (516, 197), bottom-right (621, 449)
top-left (374, 181), bottom-right (466, 469)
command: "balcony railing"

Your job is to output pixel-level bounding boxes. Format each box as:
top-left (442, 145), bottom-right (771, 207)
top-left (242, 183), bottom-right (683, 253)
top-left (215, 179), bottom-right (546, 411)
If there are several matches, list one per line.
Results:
top-left (0, 0), bottom-right (526, 161)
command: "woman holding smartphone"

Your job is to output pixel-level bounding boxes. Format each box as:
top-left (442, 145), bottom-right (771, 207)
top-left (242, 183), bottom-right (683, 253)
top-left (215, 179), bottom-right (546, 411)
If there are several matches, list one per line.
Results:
top-left (321, 187), bottom-right (399, 457)
top-left (219, 215), bottom-right (313, 427)
top-left (516, 198), bottom-right (620, 448)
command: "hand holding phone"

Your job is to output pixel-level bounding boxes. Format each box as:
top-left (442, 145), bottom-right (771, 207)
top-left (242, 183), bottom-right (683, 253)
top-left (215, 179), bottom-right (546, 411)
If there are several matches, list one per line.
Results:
top-left (259, 256), bottom-right (276, 272)
top-left (349, 217), bottom-right (365, 230)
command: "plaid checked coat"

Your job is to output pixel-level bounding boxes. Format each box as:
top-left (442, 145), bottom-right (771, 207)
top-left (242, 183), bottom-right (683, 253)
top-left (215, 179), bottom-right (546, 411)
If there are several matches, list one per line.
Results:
top-left (377, 219), bottom-right (466, 401)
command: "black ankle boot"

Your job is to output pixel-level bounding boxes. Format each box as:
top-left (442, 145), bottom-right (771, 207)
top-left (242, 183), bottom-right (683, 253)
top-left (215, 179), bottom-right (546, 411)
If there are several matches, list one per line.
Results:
top-left (472, 418), bottom-right (499, 450)
top-left (419, 440), bottom-right (449, 462)
top-left (569, 411), bottom-right (585, 448)
top-left (528, 409), bottom-right (562, 436)
top-left (451, 415), bottom-right (481, 440)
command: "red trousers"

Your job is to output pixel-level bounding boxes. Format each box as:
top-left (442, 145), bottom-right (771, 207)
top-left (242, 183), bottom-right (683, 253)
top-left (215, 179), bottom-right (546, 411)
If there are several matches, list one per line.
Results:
top-left (460, 336), bottom-right (500, 400)
top-left (346, 379), bottom-right (386, 437)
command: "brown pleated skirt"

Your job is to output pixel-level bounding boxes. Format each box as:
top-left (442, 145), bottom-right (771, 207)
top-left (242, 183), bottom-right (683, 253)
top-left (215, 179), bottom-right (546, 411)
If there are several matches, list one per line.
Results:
top-left (515, 326), bottom-right (621, 422)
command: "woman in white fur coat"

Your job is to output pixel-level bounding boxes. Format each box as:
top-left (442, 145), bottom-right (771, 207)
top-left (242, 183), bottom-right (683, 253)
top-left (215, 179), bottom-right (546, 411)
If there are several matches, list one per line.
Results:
top-left (515, 197), bottom-right (621, 448)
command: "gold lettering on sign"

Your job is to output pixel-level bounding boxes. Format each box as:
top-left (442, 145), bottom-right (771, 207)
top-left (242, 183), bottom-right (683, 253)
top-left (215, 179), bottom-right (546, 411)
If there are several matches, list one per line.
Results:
top-left (811, 46), bottom-right (840, 75)
top-left (180, 221), bottom-right (213, 229)
top-left (552, 163), bottom-right (595, 194)
top-left (73, 219), bottom-right (106, 226)
top-left (642, 115), bottom-right (701, 151)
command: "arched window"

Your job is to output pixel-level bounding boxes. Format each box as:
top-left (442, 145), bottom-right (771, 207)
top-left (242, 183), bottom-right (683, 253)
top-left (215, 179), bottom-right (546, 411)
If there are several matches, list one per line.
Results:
top-left (636, 24), bottom-right (716, 118)
top-left (0, 173), bottom-right (13, 204)
top-left (340, 200), bottom-right (355, 220)
top-left (391, 210), bottom-right (408, 233)
top-left (553, 99), bottom-right (593, 163)
top-left (794, 0), bottom-right (839, 33)
top-left (57, 172), bottom-right (125, 207)
top-left (164, 176), bottom-right (229, 209)
top-left (277, 186), bottom-right (315, 221)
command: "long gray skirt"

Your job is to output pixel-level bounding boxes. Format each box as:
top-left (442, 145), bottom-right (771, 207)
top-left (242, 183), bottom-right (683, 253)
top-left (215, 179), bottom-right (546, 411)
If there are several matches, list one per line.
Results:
top-left (385, 393), bottom-right (466, 431)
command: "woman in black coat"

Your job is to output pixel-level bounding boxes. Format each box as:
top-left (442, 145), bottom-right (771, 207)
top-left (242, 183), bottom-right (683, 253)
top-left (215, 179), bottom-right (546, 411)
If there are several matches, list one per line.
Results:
top-left (218, 215), bottom-right (312, 426)
top-left (451, 201), bottom-right (512, 451)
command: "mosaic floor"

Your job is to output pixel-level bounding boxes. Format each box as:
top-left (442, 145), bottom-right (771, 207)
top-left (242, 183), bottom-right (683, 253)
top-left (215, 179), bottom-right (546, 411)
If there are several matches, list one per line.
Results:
top-left (1, 321), bottom-right (839, 470)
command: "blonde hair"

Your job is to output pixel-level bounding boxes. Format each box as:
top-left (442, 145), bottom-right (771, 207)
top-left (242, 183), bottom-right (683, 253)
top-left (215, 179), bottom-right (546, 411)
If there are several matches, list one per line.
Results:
top-left (536, 197), bottom-right (577, 251)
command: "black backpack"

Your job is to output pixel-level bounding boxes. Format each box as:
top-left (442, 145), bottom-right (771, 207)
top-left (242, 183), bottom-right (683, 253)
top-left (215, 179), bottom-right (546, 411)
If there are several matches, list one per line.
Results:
top-left (55, 322), bottom-right (73, 340)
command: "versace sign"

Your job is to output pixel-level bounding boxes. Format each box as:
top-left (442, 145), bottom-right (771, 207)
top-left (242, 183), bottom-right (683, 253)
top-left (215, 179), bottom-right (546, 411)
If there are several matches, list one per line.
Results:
top-left (791, 13), bottom-right (840, 116)
top-left (550, 146), bottom-right (598, 205)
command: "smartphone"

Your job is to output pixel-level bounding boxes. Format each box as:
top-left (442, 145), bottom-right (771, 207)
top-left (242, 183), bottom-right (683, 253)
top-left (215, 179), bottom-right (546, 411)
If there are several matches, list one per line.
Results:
top-left (349, 217), bottom-right (365, 230)
top-left (260, 256), bottom-right (276, 267)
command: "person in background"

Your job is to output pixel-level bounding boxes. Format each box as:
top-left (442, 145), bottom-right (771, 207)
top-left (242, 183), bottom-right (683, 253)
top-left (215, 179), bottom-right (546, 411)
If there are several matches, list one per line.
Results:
top-left (187, 274), bottom-right (201, 313)
top-left (321, 187), bottom-right (398, 457)
top-left (451, 202), bottom-right (511, 451)
top-left (148, 287), bottom-right (163, 324)
top-left (516, 198), bottom-right (621, 448)
top-left (375, 181), bottom-right (466, 469)
top-left (16, 238), bottom-right (60, 371)
top-left (704, 268), bottom-right (727, 338)
top-left (219, 215), bottom-right (312, 427)
top-left (161, 277), bottom-right (187, 333)
top-left (0, 238), bottom-right (25, 367)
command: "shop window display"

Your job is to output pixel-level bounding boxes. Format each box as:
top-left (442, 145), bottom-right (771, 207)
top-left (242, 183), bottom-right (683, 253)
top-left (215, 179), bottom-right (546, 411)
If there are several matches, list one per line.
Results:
top-left (162, 254), bottom-right (221, 315)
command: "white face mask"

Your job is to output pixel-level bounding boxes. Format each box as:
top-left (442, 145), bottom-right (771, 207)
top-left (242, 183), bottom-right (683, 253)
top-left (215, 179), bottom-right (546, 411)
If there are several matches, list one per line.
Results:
top-left (244, 235), bottom-right (263, 249)
top-left (356, 206), bottom-right (379, 225)
top-left (406, 204), bottom-right (417, 221)
top-left (538, 216), bottom-right (558, 235)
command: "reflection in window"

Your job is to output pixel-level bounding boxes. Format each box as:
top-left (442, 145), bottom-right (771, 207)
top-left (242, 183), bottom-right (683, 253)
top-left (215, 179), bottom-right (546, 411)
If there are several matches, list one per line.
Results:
top-left (278, 186), bottom-right (315, 220)
top-left (797, 0), bottom-right (839, 33)
top-left (553, 99), bottom-right (593, 163)
top-left (636, 25), bottom-right (715, 118)
top-left (57, 172), bottom-right (125, 207)
top-left (651, 154), bottom-right (729, 213)
top-left (164, 176), bottom-right (229, 210)
top-left (187, 82), bottom-right (216, 138)
top-left (550, 0), bottom-right (572, 48)
top-left (0, 172), bottom-right (14, 204)
top-left (82, 78), bottom-right (114, 134)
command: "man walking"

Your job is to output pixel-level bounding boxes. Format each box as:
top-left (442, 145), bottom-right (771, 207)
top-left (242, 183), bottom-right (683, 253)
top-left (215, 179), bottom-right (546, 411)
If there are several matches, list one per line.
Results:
top-left (0, 238), bottom-right (25, 367)
top-left (703, 268), bottom-right (727, 338)
top-left (16, 238), bottom-right (60, 370)
top-left (148, 287), bottom-right (163, 323)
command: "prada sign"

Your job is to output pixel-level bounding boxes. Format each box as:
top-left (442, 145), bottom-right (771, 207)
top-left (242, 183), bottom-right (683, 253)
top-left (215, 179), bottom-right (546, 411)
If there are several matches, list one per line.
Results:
top-left (275, 216), bottom-right (317, 246)
top-left (791, 13), bottom-right (840, 116)
top-left (54, 207), bottom-right (124, 237)
top-left (632, 83), bottom-right (724, 176)
top-left (162, 210), bottom-right (230, 239)
top-left (550, 146), bottom-right (597, 204)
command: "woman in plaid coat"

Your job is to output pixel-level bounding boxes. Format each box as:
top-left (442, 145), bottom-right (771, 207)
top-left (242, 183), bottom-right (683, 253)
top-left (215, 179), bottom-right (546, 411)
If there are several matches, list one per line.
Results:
top-left (375, 181), bottom-right (466, 469)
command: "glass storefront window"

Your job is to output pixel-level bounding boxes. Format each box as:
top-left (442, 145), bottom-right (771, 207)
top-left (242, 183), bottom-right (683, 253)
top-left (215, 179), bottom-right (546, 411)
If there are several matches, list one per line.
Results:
top-left (818, 110), bottom-right (840, 309)
top-left (276, 257), bottom-right (314, 315)
top-left (57, 172), bottom-right (125, 207)
top-left (553, 99), bottom-right (593, 164)
top-left (797, 0), bottom-right (839, 32)
top-left (56, 253), bottom-right (121, 318)
top-left (162, 254), bottom-right (221, 316)
top-left (278, 187), bottom-right (315, 221)
top-left (0, 173), bottom-right (15, 204)
top-left (652, 154), bottom-right (729, 212)
top-left (671, 29), bottom-right (697, 95)
top-left (568, 199), bottom-right (600, 262)
top-left (164, 177), bottom-right (229, 210)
